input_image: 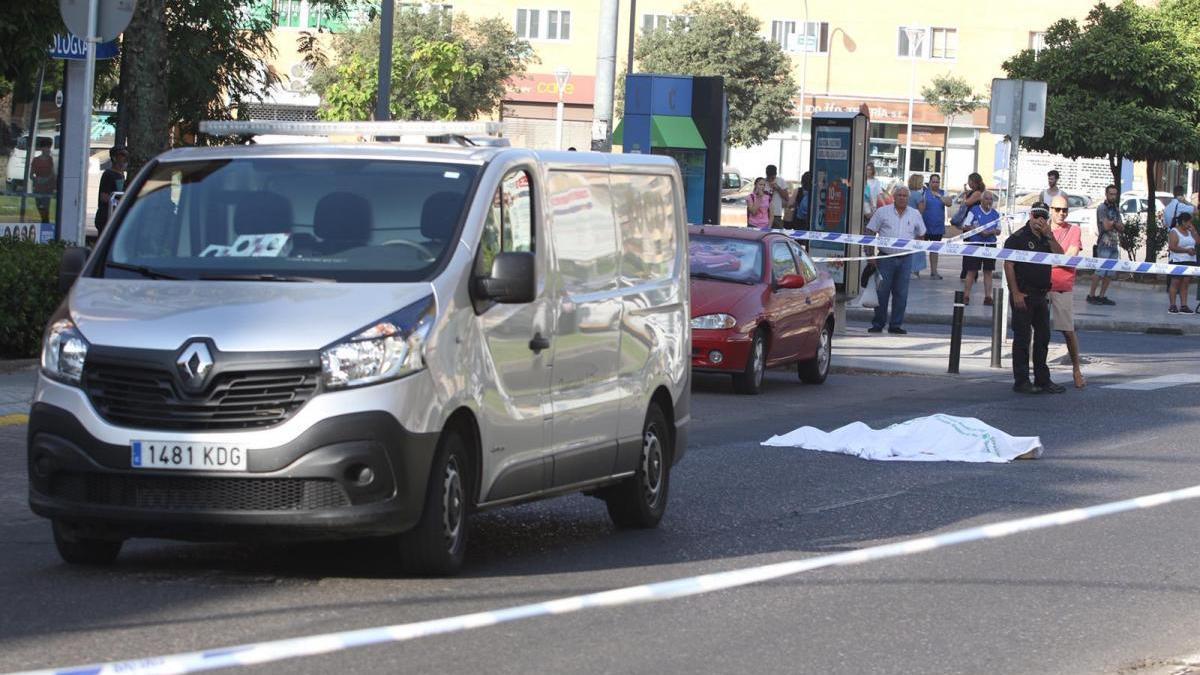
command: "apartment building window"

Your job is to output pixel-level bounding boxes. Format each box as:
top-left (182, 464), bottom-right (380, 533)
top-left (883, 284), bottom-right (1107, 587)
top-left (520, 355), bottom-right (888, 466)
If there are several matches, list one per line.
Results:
top-left (1029, 31), bottom-right (1047, 55)
top-left (897, 27), bottom-right (927, 58)
top-left (643, 14), bottom-right (690, 32)
top-left (547, 9), bottom-right (570, 40)
top-left (771, 20), bottom-right (829, 53)
top-left (516, 8), bottom-right (571, 40)
top-left (930, 27), bottom-right (957, 59)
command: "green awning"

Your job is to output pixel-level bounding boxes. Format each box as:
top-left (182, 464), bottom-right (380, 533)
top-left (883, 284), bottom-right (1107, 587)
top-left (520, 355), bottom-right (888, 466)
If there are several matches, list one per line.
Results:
top-left (651, 115), bottom-right (706, 149)
top-left (611, 115), bottom-right (706, 150)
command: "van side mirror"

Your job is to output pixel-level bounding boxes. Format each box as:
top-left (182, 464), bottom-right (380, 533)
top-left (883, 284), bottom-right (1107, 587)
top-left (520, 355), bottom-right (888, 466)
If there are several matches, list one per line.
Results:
top-left (58, 247), bottom-right (88, 294)
top-left (777, 273), bottom-right (806, 290)
top-left (477, 251), bottom-right (535, 303)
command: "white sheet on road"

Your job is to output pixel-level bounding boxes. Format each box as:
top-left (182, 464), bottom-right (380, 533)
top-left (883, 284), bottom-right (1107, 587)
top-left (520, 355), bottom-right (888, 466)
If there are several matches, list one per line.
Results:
top-left (762, 414), bottom-right (1042, 462)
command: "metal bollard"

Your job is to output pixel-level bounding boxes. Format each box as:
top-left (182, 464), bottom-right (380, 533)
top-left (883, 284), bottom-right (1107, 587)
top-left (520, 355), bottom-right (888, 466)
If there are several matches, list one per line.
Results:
top-left (948, 290), bottom-right (965, 374)
top-left (990, 286), bottom-right (1005, 368)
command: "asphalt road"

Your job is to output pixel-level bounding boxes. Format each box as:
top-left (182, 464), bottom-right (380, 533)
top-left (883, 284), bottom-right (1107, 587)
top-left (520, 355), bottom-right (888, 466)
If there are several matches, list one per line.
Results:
top-left (2, 329), bottom-right (1199, 675)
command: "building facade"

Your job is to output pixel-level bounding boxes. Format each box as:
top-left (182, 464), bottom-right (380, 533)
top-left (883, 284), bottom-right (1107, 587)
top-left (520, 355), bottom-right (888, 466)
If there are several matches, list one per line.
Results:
top-left (258, 0), bottom-right (1168, 198)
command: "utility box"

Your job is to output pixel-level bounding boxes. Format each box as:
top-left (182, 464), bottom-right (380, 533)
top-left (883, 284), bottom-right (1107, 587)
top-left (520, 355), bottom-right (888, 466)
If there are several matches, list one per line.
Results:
top-left (804, 111), bottom-right (869, 296)
top-left (614, 74), bottom-right (725, 225)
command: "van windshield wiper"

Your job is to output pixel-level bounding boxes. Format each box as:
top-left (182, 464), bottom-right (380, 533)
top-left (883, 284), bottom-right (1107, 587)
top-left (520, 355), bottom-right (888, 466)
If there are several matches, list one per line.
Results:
top-left (198, 273), bottom-right (335, 283)
top-left (105, 261), bottom-right (183, 280)
top-left (690, 271), bottom-right (755, 285)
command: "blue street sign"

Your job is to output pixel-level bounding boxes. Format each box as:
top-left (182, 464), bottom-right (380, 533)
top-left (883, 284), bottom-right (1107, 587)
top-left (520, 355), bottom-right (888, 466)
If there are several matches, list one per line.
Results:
top-left (48, 34), bottom-right (118, 60)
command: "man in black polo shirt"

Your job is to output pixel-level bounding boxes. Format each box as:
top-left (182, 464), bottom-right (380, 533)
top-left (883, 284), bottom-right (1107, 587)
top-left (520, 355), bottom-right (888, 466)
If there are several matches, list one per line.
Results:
top-left (1003, 202), bottom-right (1066, 394)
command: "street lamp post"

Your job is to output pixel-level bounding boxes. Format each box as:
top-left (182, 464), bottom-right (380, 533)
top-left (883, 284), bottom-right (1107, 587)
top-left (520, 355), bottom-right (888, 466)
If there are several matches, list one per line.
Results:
top-left (903, 27), bottom-right (926, 179)
top-left (797, 0), bottom-right (810, 171)
top-left (555, 66), bottom-right (571, 150)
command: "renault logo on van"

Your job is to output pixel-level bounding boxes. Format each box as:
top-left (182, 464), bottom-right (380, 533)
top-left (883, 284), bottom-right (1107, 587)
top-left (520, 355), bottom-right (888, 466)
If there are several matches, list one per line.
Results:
top-left (176, 342), bottom-right (214, 391)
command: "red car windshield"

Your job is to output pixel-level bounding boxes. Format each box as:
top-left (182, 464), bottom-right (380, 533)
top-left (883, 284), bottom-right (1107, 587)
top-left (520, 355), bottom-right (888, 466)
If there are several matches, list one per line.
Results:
top-left (689, 235), bottom-right (762, 284)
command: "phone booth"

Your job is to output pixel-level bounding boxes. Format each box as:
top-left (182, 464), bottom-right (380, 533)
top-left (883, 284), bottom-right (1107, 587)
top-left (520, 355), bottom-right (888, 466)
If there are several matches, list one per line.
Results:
top-left (613, 74), bottom-right (725, 225)
top-left (804, 111), bottom-right (869, 296)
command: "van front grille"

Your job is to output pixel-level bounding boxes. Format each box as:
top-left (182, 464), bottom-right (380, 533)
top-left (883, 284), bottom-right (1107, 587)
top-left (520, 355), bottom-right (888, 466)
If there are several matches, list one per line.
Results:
top-left (84, 364), bottom-right (319, 431)
top-left (49, 472), bottom-right (350, 511)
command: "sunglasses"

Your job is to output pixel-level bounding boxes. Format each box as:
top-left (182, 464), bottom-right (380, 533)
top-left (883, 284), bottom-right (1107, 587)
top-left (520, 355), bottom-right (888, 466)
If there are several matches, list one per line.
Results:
top-left (1050, 207), bottom-right (1069, 213)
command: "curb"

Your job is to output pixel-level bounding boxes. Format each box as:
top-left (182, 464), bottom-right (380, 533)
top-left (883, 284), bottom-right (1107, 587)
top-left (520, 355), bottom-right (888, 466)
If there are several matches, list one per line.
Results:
top-left (845, 308), bottom-right (1200, 335)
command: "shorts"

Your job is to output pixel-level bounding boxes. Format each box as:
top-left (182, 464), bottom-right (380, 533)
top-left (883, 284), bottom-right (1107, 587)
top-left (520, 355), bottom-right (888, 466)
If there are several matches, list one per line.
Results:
top-left (961, 243), bottom-right (996, 274)
top-left (1094, 246), bottom-right (1119, 278)
top-left (1050, 291), bottom-right (1075, 330)
top-left (924, 233), bottom-right (944, 242)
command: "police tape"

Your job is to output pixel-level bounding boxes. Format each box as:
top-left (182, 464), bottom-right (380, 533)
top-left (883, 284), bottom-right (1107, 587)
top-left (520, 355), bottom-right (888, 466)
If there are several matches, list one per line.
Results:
top-left (792, 230), bottom-right (1200, 277)
top-left (18, 481), bottom-right (1200, 675)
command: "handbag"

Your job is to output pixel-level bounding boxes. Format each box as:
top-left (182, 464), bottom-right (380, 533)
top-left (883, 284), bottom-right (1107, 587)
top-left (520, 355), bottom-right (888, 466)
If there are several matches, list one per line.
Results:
top-left (950, 202), bottom-right (970, 227)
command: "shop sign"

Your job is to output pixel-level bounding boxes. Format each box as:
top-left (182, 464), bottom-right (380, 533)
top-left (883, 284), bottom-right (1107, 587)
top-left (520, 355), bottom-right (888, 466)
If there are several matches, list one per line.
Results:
top-left (507, 74), bottom-right (596, 104)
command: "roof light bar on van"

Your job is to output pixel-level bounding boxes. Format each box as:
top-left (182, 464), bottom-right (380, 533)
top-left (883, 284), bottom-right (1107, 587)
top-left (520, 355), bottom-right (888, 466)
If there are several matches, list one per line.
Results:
top-left (198, 120), bottom-right (502, 137)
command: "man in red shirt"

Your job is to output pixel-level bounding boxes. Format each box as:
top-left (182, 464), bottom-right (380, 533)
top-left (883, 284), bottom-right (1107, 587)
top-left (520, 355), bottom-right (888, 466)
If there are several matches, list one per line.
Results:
top-left (1048, 195), bottom-right (1085, 389)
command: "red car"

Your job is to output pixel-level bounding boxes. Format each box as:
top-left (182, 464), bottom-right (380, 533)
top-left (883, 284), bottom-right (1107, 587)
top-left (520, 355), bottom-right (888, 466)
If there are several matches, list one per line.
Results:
top-left (689, 226), bottom-right (836, 394)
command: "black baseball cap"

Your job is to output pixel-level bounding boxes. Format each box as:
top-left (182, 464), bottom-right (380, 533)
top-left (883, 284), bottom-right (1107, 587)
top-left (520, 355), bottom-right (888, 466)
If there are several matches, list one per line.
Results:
top-left (1029, 201), bottom-right (1050, 218)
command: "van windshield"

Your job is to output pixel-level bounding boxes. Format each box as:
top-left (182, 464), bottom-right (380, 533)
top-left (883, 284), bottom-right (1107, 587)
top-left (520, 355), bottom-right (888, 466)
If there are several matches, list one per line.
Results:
top-left (102, 157), bottom-right (480, 283)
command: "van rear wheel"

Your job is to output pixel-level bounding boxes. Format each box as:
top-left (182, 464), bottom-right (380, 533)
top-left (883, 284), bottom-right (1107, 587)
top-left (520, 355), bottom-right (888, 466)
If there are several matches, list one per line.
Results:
top-left (52, 520), bottom-right (123, 566)
top-left (399, 429), bottom-right (471, 576)
top-left (605, 403), bottom-right (671, 529)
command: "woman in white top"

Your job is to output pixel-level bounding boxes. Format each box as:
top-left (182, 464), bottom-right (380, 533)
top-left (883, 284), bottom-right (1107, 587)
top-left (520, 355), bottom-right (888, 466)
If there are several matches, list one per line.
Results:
top-left (1167, 211), bottom-right (1197, 314)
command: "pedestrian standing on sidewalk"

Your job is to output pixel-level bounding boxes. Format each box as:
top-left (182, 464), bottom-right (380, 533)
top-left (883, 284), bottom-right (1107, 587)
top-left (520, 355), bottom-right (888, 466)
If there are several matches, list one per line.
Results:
top-left (1048, 195), bottom-right (1086, 389)
top-left (1088, 184), bottom-right (1123, 306)
top-left (960, 191), bottom-right (1000, 306)
top-left (793, 172), bottom-right (813, 231)
top-left (1040, 169), bottom-right (1067, 204)
top-left (908, 174), bottom-right (928, 278)
top-left (1163, 185), bottom-right (1193, 231)
top-left (864, 185), bottom-right (926, 335)
top-left (1004, 202), bottom-right (1066, 394)
top-left (96, 146), bottom-right (129, 236)
top-left (864, 163), bottom-right (884, 225)
top-left (747, 178), bottom-right (771, 230)
top-left (1167, 211), bottom-right (1197, 314)
top-left (764, 165), bottom-right (790, 228)
top-left (921, 173), bottom-right (952, 280)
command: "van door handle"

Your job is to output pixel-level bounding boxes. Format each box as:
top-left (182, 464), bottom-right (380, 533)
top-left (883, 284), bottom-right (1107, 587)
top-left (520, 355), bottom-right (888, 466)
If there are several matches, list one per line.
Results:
top-left (529, 332), bottom-right (551, 354)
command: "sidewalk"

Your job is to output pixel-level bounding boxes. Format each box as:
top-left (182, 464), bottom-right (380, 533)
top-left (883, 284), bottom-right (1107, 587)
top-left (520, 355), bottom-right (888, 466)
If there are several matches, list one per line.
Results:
top-left (832, 325), bottom-right (1122, 384)
top-left (846, 254), bottom-right (1200, 335)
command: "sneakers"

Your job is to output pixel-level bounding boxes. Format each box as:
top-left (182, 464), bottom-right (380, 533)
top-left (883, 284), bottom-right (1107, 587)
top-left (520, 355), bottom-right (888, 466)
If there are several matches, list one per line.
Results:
top-left (867, 326), bottom-right (883, 333)
top-left (888, 327), bottom-right (908, 335)
top-left (1013, 381), bottom-right (1042, 394)
top-left (930, 274), bottom-right (944, 280)
top-left (1181, 305), bottom-right (1195, 314)
top-left (1098, 296), bottom-right (1116, 306)
top-left (1169, 306), bottom-right (1180, 314)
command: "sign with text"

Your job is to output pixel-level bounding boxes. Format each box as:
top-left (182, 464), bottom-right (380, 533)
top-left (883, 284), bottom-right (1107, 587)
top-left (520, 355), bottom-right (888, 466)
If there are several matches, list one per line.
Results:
top-left (49, 33), bottom-right (119, 60)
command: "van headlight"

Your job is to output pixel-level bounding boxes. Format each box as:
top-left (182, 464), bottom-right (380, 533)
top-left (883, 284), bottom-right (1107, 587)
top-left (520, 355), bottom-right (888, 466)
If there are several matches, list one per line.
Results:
top-left (42, 318), bottom-right (89, 385)
top-left (690, 313), bottom-right (737, 330)
top-left (320, 296), bottom-right (436, 390)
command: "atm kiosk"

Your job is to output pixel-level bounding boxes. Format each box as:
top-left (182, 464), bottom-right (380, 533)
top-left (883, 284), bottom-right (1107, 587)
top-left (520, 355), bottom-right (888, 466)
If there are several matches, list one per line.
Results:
top-left (802, 111), bottom-right (869, 296)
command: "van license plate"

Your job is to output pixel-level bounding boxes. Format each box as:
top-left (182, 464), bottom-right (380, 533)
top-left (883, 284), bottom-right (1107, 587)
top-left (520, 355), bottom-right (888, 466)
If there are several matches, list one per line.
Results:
top-left (131, 441), bottom-right (247, 472)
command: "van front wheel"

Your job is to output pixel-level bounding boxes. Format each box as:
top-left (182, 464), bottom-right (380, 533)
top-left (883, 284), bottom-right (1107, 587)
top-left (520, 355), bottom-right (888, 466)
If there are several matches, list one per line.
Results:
top-left (399, 429), bottom-right (471, 576)
top-left (605, 403), bottom-right (671, 529)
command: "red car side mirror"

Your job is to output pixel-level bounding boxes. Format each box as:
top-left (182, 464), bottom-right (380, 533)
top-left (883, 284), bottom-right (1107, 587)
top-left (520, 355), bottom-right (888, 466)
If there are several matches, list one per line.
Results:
top-left (777, 274), bottom-right (806, 290)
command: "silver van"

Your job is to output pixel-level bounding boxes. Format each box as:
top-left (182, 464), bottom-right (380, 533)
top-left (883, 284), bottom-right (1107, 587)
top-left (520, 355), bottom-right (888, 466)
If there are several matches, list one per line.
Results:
top-left (29, 141), bottom-right (691, 575)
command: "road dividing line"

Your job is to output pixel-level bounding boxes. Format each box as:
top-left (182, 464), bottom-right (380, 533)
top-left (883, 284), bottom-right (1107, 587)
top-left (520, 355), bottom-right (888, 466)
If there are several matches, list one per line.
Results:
top-left (15, 482), bottom-right (1200, 675)
top-left (1103, 374), bottom-right (1200, 391)
top-left (0, 414), bottom-right (28, 427)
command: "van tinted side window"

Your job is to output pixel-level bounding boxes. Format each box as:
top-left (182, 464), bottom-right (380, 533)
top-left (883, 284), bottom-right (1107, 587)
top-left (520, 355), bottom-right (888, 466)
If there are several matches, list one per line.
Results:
top-left (611, 173), bottom-right (677, 285)
top-left (476, 169), bottom-right (534, 277)
top-left (547, 171), bottom-right (618, 293)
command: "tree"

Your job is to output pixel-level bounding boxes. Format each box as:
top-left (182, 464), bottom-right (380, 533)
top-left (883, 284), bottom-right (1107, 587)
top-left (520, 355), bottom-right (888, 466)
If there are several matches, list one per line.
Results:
top-left (921, 74), bottom-right (986, 121)
top-left (308, 10), bottom-right (534, 121)
top-left (633, 0), bottom-right (797, 147)
top-left (1002, 1), bottom-right (1200, 261)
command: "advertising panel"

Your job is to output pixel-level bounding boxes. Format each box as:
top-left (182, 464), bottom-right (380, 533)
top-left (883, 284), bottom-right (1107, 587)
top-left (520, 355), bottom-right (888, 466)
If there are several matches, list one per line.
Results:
top-left (811, 125), bottom-right (851, 283)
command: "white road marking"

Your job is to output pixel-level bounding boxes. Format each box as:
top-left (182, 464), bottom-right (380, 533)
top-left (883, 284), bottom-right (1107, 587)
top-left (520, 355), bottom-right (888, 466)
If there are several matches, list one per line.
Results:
top-left (1103, 374), bottom-right (1200, 391)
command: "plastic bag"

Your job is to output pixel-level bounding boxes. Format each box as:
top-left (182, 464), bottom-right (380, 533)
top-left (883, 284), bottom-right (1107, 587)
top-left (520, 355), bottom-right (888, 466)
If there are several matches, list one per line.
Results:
top-left (858, 268), bottom-right (879, 308)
